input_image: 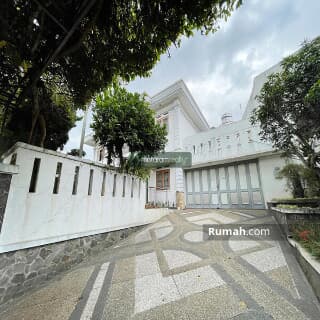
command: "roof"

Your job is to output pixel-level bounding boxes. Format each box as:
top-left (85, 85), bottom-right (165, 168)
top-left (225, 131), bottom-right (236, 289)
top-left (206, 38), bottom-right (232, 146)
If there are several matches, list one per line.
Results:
top-left (150, 80), bottom-right (210, 131)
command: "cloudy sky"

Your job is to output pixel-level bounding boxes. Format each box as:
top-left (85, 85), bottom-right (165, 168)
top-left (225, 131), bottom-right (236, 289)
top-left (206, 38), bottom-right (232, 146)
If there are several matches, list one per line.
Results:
top-left (66, 0), bottom-right (320, 159)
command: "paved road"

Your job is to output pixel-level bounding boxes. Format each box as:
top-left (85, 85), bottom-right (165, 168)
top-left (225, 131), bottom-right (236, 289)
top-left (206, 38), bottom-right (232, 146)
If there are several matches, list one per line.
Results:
top-left (1, 209), bottom-right (320, 319)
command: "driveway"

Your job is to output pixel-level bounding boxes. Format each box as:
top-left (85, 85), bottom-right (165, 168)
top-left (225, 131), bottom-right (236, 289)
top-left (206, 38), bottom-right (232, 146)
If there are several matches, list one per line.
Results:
top-left (1, 209), bottom-right (319, 319)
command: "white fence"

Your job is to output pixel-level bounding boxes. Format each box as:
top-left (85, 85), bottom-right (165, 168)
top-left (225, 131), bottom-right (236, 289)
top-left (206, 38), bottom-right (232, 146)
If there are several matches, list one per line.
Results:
top-left (0, 143), bottom-right (147, 253)
top-left (148, 187), bottom-right (176, 207)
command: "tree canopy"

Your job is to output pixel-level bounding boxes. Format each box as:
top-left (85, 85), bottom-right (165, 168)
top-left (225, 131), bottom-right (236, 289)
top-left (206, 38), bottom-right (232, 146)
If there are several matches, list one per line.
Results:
top-left (67, 149), bottom-right (86, 157)
top-left (1, 91), bottom-right (78, 154)
top-left (0, 0), bottom-right (241, 148)
top-left (92, 85), bottom-right (167, 165)
top-left (251, 37), bottom-right (320, 179)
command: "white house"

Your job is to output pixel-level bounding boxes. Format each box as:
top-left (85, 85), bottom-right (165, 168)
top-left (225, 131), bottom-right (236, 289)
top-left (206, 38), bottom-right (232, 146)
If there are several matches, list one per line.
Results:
top-left (86, 62), bottom-right (290, 209)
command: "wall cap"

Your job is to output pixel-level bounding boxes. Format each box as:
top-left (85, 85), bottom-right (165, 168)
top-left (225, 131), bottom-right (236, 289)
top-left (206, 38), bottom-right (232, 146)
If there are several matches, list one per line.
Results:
top-left (1, 142), bottom-right (116, 171)
top-left (0, 162), bottom-right (19, 175)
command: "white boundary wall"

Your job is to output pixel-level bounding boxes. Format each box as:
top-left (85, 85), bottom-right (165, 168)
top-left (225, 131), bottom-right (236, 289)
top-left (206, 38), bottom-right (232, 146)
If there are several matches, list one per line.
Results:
top-left (0, 143), bottom-right (147, 253)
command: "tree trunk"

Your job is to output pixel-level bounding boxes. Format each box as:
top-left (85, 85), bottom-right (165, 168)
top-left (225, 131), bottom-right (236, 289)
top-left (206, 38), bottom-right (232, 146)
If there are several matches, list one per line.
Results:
top-left (38, 114), bottom-right (46, 148)
top-left (313, 166), bottom-right (320, 180)
top-left (116, 145), bottom-right (124, 167)
top-left (28, 84), bottom-right (40, 144)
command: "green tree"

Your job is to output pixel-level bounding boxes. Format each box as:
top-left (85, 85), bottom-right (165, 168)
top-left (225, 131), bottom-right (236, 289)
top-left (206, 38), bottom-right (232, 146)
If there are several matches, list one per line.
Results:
top-left (1, 89), bottom-right (78, 153)
top-left (92, 85), bottom-right (167, 166)
top-left (122, 153), bottom-right (151, 181)
top-left (1, 0), bottom-right (241, 145)
top-left (251, 37), bottom-right (320, 179)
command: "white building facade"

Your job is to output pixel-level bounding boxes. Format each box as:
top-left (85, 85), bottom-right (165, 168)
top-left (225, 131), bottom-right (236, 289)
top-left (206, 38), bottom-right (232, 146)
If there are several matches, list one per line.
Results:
top-left (87, 62), bottom-right (290, 209)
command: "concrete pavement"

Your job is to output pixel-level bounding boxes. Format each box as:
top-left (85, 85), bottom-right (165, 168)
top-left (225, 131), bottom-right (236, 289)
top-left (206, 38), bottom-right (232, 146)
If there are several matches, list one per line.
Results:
top-left (1, 209), bottom-right (319, 319)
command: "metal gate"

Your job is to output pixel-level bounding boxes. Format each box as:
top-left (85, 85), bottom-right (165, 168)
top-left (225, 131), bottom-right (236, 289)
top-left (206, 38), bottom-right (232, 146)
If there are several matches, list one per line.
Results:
top-left (185, 161), bottom-right (265, 209)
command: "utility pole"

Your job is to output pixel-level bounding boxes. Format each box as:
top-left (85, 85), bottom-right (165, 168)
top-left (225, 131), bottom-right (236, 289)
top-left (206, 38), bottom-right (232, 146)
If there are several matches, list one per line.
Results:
top-left (79, 104), bottom-right (89, 158)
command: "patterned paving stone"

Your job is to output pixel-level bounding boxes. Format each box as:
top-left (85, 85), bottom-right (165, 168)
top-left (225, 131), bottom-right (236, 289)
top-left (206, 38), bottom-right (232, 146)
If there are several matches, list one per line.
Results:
top-left (151, 220), bottom-right (172, 229)
top-left (112, 256), bottom-right (135, 284)
top-left (173, 266), bottom-right (225, 297)
top-left (134, 229), bottom-right (152, 244)
top-left (187, 212), bottom-right (236, 224)
top-left (134, 273), bottom-right (180, 314)
top-left (179, 286), bottom-right (245, 320)
top-left (228, 211), bottom-right (254, 219)
top-left (133, 300), bottom-right (190, 320)
top-left (192, 218), bottom-right (216, 226)
top-left (206, 211), bottom-right (237, 223)
top-left (135, 252), bottom-right (160, 278)
top-left (0, 266), bottom-right (94, 320)
top-left (102, 278), bottom-right (135, 319)
top-left (241, 246), bottom-right (287, 272)
top-left (2, 209), bottom-right (320, 320)
top-left (229, 237), bottom-right (260, 252)
top-left (266, 266), bottom-right (300, 299)
top-left (81, 263), bottom-right (110, 320)
top-left (184, 231), bottom-right (204, 242)
top-left (154, 226), bottom-right (173, 239)
top-left (163, 250), bottom-right (201, 269)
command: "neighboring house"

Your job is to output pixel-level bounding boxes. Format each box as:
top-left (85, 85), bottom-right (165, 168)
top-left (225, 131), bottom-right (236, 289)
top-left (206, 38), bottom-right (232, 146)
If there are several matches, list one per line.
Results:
top-left (85, 62), bottom-right (290, 209)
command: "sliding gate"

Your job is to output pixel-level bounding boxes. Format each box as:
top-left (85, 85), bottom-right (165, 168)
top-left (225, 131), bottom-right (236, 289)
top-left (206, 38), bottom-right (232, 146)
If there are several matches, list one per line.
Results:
top-left (185, 161), bottom-right (265, 209)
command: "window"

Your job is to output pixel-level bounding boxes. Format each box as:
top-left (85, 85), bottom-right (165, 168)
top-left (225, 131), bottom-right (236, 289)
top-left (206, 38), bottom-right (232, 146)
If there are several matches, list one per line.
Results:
top-left (72, 166), bottom-right (80, 195)
top-left (88, 169), bottom-right (94, 195)
top-left (208, 141), bottom-right (212, 152)
top-left (53, 162), bottom-right (62, 194)
top-left (101, 171), bottom-right (106, 196)
top-left (157, 114), bottom-right (169, 133)
top-left (156, 169), bottom-right (170, 190)
top-left (193, 145), bottom-right (196, 154)
top-left (29, 158), bottom-right (41, 193)
top-left (200, 143), bottom-right (203, 153)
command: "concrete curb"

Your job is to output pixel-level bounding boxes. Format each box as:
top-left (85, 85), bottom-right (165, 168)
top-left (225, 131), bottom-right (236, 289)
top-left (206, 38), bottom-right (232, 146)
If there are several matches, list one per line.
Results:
top-left (288, 238), bottom-right (320, 301)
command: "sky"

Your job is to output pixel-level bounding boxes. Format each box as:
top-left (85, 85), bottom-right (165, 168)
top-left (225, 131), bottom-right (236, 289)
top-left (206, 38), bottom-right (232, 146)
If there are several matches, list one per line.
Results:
top-left (65, 0), bottom-right (320, 159)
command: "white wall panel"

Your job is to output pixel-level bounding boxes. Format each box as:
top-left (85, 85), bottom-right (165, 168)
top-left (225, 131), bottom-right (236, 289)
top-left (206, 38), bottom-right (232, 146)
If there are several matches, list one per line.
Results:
top-left (238, 164), bottom-right (247, 189)
top-left (228, 166), bottom-right (237, 190)
top-left (201, 170), bottom-right (208, 191)
top-left (194, 170), bottom-right (200, 192)
top-left (219, 167), bottom-right (226, 190)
